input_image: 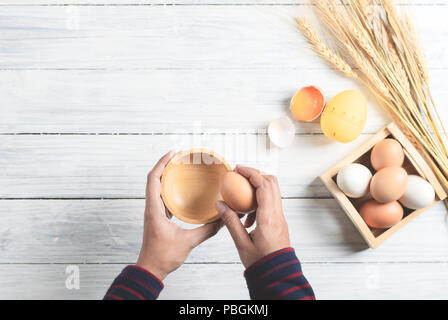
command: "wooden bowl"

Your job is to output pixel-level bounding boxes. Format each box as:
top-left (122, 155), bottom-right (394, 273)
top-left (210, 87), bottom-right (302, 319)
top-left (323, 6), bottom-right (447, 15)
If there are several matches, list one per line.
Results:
top-left (161, 149), bottom-right (232, 224)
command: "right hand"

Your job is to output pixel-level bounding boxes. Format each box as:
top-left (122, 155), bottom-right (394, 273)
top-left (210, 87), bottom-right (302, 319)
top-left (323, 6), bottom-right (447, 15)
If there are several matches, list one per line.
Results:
top-left (215, 165), bottom-right (291, 268)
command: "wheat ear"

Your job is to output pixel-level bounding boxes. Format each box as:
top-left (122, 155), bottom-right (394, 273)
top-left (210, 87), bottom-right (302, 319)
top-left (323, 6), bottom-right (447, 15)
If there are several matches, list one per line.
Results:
top-left (297, 18), bottom-right (357, 79)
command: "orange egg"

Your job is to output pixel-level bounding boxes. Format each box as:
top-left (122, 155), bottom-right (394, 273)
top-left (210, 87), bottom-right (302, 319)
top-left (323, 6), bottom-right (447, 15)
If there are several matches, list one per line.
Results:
top-left (220, 172), bottom-right (257, 213)
top-left (371, 139), bottom-right (405, 171)
top-left (370, 166), bottom-right (408, 203)
top-left (359, 199), bottom-right (404, 229)
top-left (290, 86), bottom-right (325, 122)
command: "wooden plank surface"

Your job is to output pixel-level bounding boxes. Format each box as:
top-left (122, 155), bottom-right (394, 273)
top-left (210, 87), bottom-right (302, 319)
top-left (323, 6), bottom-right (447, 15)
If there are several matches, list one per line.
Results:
top-left (0, 134), bottom-right (379, 198)
top-left (0, 69), bottom-right (394, 134)
top-left (0, 6), bottom-right (446, 70)
top-left (2, 68), bottom-right (447, 134)
top-left (0, 199), bottom-right (447, 264)
top-left (1, 262), bottom-right (447, 300)
top-left (2, 133), bottom-right (448, 199)
top-left (0, 1), bottom-right (446, 5)
top-left (1, 0), bottom-right (447, 300)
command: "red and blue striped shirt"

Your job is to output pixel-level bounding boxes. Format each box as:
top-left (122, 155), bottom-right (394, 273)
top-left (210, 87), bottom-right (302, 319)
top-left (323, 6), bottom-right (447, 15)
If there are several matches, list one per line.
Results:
top-left (104, 247), bottom-right (315, 300)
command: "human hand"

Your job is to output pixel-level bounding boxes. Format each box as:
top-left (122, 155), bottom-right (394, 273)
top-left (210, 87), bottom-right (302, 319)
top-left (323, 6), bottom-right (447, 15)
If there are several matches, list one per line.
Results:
top-left (215, 166), bottom-right (290, 268)
top-left (136, 150), bottom-right (223, 280)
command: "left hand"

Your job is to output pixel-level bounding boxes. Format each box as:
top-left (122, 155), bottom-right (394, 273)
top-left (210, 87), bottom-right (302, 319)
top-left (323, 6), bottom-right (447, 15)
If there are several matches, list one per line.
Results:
top-left (136, 150), bottom-right (223, 280)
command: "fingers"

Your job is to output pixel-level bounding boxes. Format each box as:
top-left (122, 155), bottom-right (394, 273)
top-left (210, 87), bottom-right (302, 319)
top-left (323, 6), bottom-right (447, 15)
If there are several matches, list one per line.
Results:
top-left (147, 150), bottom-right (176, 198)
top-left (244, 211), bottom-right (256, 228)
top-left (215, 201), bottom-right (252, 250)
top-left (235, 165), bottom-right (265, 188)
top-left (187, 220), bottom-right (223, 247)
top-left (145, 150), bottom-right (176, 218)
top-left (148, 150), bottom-right (176, 186)
top-left (264, 175), bottom-right (282, 208)
top-left (165, 208), bottom-right (173, 219)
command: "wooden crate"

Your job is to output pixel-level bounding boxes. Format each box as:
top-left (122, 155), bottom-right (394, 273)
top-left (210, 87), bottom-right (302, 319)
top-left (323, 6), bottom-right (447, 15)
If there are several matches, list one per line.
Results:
top-left (320, 123), bottom-right (447, 249)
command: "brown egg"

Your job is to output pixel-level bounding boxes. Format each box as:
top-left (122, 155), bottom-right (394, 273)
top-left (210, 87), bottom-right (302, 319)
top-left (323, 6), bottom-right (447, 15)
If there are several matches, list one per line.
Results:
top-left (370, 139), bottom-right (404, 171)
top-left (359, 199), bottom-right (404, 229)
top-left (370, 166), bottom-right (408, 203)
top-left (220, 171), bottom-right (257, 213)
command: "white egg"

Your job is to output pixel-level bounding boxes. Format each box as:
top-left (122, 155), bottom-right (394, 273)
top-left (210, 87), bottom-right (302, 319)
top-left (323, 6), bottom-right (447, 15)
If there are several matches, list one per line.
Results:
top-left (399, 175), bottom-right (435, 210)
top-left (336, 163), bottom-right (372, 198)
top-left (268, 117), bottom-right (295, 148)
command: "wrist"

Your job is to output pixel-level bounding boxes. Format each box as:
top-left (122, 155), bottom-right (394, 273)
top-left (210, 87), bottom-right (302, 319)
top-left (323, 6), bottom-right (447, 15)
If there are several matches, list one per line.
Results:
top-left (136, 257), bottom-right (168, 281)
top-left (244, 247), bottom-right (294, 275)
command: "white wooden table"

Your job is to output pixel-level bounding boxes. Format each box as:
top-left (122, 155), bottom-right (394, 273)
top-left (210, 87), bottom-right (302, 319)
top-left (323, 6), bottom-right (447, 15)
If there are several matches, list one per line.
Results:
top-left (1, 0), bottom-right (447, 300)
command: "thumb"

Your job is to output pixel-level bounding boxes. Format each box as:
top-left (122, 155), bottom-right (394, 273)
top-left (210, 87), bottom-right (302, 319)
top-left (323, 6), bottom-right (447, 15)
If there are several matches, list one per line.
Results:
top-left (187, 220), bottom-right (223, 248)
top-left (215, 201), bottom-right (252, 251)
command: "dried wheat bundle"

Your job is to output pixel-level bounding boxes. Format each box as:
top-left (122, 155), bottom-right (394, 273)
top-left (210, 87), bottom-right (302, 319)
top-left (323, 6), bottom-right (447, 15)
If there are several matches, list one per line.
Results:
top-left (298, 0), bottom-right (448, 206)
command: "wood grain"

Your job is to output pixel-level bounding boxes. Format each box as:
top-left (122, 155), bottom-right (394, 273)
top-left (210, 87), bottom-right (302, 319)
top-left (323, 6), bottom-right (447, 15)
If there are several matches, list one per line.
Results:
top-left (1, 262), bottom-right (447, 300)
top-left (1, 0), bottom-right (447, 300)
top-left (0, 199), bottom-right (447, 264)
top-left (0, 6), bottom-right (446, 70)
top-left (1, 68), bottom-right (446, 134)
top-left (3, 133), bottom-right (448, 199)
top-left (0, 134), bottom-right (379, 198)
top-left (0, 1), bottom-right (445, 5)
top-left (0, 69), bottom-right (396, 134)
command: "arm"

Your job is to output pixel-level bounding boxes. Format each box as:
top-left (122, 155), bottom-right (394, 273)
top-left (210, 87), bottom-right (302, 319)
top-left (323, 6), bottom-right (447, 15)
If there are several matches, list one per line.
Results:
top-left (104, 150), bottom-right (222, 300)
top-left (216, 165), bottom-right (315, 300)
top-left (104, 265), bottom-right (163, 300)
top-left (244, 248), bottom-right (315, 300)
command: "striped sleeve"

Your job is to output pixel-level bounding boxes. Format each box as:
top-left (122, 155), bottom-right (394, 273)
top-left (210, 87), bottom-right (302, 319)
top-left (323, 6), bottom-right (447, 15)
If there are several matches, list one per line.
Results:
top-left (104, 265), bottom-right (164, 300)
top-left (244, 247), bottom-right (315, 300)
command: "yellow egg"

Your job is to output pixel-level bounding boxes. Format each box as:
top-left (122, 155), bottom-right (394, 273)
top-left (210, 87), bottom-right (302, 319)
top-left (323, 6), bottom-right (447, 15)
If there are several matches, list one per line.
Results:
top-left (320, 90), bottom-right (367, 143)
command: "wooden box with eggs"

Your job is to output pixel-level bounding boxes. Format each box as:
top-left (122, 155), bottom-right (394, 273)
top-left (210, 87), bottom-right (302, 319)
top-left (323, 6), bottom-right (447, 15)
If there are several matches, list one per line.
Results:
top-left (320, 123), bottom-right (447, 248)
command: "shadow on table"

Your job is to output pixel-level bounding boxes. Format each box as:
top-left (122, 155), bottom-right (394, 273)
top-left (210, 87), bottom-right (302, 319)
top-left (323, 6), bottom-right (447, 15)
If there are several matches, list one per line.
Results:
top-left (308, 176), bottom-right (370, 253)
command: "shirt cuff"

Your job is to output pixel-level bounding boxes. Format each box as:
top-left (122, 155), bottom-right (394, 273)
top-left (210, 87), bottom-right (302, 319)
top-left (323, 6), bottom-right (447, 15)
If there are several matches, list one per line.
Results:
top-left (104, 265), bottom-right (164, 300)
top-left (244, 247), bottom-right (315, 300)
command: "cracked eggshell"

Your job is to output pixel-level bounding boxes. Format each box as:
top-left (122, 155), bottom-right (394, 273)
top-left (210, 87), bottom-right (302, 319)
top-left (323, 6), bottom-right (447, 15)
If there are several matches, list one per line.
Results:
top-left (290, 86), bottom-right (326, 122)
top-left (268, 117), bottom-right (295, 148)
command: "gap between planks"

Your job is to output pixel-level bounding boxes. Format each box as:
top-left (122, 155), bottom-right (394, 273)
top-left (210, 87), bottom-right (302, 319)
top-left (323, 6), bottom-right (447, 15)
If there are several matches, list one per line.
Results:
top-left (1, 261), bottom-right (447, 264)
top-left (1, 67), bottom-right (448, 71)
top-left (0, 197), bottom-right (332, 200)
top-left (0, 3), bottom-right (445, 7)
top-left (0, 132), bottom-right (349, 136)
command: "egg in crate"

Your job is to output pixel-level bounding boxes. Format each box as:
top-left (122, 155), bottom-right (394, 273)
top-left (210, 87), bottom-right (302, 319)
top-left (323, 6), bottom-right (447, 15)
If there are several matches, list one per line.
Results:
top-left (370, 138), bottom-right (405, 171)
top-left (400, 175), bottom-right (435, 210)
top-left (336, 163), bottom-right (372, 198)
top-left (320, 123), bottom-right (447, 248)
top-left (320, 90), bottom-right (367, 143)
top-left (359, 199), bottom-right (404, 229)
top-left (370, 166), bottom-right (408, 203)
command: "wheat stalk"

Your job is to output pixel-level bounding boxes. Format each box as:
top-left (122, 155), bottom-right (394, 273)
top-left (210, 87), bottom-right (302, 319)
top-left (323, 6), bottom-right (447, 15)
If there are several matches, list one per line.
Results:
top-left (297, 0), bottom-right (448, 207)
top-left (297, 18), bottom-right (357, 79)
top-left (403, 14), bottom-right (429, 83)
top-left (298, 18), bottom-right (391, 105)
